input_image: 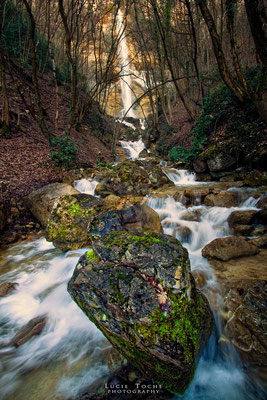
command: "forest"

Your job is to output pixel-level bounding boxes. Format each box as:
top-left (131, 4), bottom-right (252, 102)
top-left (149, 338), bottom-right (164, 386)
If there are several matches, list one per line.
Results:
top-left (0, 1), bottom-right (266, 400)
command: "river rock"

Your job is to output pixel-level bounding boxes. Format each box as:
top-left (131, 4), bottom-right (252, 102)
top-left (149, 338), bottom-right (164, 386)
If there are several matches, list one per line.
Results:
top-left (207, 154), bottom-right (236, 172)
top-left (204, 191), bottom-right (239, 207)
top-left (202, 236), bottom-right (259, 261)
top-left (95, 161), bottom-right (170, 197)
top-left (193, 160), bottom-right (207, 173)
top-left (220, 279), bottom-right (267, 372)
top-left (47, 194), bottom-right (162, 250)
top-left (0, 282), bottom-right (18, 297)
top-left (26, 183), bottom-right (79, 227)
top-left (68, 232), bottom-right (213, 394)
top-left (249, 234), bottom-right (267, 249)
top-left (180, 210), bottom-right (201, 222)
top-left (9, 315), bottom-right (47, 347)
top-left (227, 210), bottom-right (257, 230)
top-left (173, 226), bottom-right (192, 243)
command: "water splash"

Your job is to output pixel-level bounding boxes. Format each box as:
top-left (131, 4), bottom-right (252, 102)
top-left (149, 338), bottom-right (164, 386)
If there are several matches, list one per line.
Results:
top-left (119, 136), bottom-right (145, 160)
top-left (163, 168), bottom-right (200, 185)
top-left (73, 178), bottom-right (99, 196)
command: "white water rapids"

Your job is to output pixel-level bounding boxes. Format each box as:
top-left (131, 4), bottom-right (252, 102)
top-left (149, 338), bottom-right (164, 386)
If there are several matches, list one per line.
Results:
top-left (0, 147), bottom-right (265, 399)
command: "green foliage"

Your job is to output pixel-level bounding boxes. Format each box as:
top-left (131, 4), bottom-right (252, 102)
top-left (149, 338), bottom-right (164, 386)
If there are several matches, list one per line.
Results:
top-left (49, 136), bottom-right (77, 168)
top-left (169, 68), bottom-right (263, 164)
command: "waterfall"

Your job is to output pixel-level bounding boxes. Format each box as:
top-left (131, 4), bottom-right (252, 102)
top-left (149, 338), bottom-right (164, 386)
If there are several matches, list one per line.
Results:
top-left (116, 9), bottom-right (136, 119)
top-left (119, 136), bottom-right (145, 159)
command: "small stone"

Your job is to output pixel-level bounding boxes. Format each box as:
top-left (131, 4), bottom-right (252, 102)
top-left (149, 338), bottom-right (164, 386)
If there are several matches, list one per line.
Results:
top-left (0, 282), bottom-right (18, 297)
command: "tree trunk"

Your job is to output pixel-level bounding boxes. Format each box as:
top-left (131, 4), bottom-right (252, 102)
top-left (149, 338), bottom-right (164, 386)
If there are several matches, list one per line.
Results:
top-left (0, 0), bottom-right (9, 134)
top-left (58, 0), bottom-right (77, 135)
top-left (196, 0), bottom-right (247, 103)
top-left (22, 0), bottom-right (49, 137)
top-left (244, 0), bottom-right (267, 123)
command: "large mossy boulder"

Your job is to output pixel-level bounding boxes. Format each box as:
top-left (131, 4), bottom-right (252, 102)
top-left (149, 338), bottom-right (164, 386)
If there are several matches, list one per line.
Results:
top-left (46, 194), bottom-right (162, 250)
top-left (95, 161), bottom-right (170, 197)
top-left (26, 183), bottom-right (79, 227)
top-left (68, 232), bottom-right (213, 394)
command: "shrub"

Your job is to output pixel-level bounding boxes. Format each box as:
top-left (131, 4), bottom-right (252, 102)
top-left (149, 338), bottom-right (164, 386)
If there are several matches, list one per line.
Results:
top-left (169, 67), bottom-right (262, 164)
top-left (49, 136), bottom-right (77, 168)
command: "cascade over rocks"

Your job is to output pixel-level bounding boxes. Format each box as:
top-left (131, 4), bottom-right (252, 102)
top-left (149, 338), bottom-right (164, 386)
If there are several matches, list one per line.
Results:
top-left (46, 194), bottom-right (162, 250)
top-left (95, 161), bottom-right (170, 197)
top-left (68, 232), bottom-right (213, 394)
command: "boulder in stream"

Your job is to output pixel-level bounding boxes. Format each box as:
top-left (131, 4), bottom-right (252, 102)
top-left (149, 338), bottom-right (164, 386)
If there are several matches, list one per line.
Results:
top-left (26, 183), bottom-right (79, 227)
top-left (47, 194), bottom-right (162, 250)
top-left (9, 315), bottom-right (47, 347)
top-left (95, 161), bottom-right (170, 197)
top-left (207, 154), bottom-right (236, 172)
top-left (68, 232), bottom-right (213, 394)
top-left (202, 236), bottom-right (259, 261)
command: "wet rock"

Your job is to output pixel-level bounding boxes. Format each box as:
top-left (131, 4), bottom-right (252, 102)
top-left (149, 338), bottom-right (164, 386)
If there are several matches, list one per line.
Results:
top-left (227, 210), bottom-right (257, 230)
top-left (249, 234), bottom-right (267, 249)
top-left (95, 161), bottom-right (170, 198)
top-left (26, 183), bottom-right (79, 227)
top-left (47, 194), bottom-right (162, 250)
top-left (195, 173), bottom-right (212, 182)
top-left (251, 225), bottom-right (267, 237)
top-left (139, 149), bottom-right (149, 158)
top-left (220, 280), bottom-right (267, 373)
top-left (0, 205), bottom-right (5, 231)
top-left (202, 236), bottom-right (259, 261)
top-left (173, 226), bottom-right (192, 243)
top-left (232, 224), bottom-right (254, 235)
top-left (256, 196), bottom-right (267, 210)
top-left (192, 270), bottom-right (208, 289)
top-left (68, 232), bottom-right (213, 394)
top-left (0, 282), bottom-right (18, 297)
top-left (184, 188), bottom-right (210, 205)
top-left (210, 249), bottom-right (267, 283)
top-left (0, 231), bottom-right (20, 244)
top-left (193, 160), bottom-right (207, 173)
top-left (207, 154), bottom-right (236, 172)
top-left (204, 191), bottom-right (239, 207)
top-left (180, 210), bottom-right (201, 222)
top-left (9, 315), bottom-right (47, 347)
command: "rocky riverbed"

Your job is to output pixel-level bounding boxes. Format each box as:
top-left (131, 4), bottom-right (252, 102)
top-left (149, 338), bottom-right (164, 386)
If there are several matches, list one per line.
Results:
top-left (0, 147), bottom-right (266, 400)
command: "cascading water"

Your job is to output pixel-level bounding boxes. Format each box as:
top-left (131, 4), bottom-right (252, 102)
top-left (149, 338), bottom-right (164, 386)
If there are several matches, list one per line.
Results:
top-left (146, 194), bottom-right (264, 400)
top-left (116, 9), bottom-right (136, 119)
top-left (162, 167), bottom-right (200, 185)
top-left (0, 238), bottom-right (108, 400)
top-left (119, 136), bottom-right (145, 160)
top-left (73, 178), bottom-right (99, 196)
